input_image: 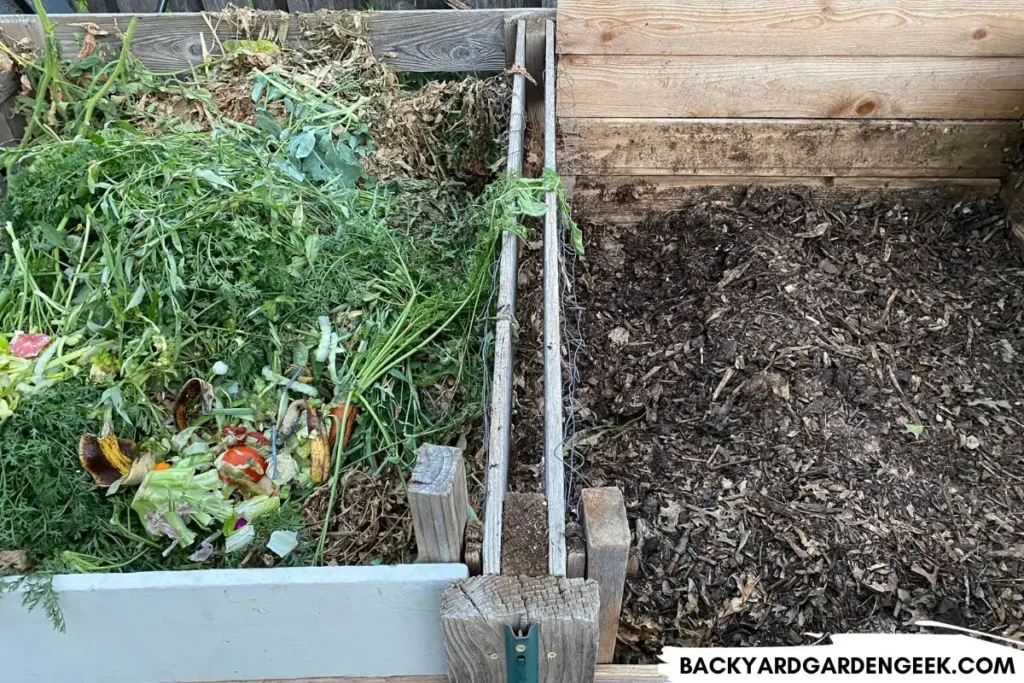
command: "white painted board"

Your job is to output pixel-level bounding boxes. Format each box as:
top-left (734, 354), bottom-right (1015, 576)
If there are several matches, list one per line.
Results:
top-left (1, 563), bottom-right (467, 683)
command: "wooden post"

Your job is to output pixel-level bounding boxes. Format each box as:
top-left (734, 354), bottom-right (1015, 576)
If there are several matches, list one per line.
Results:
top-left (441, 575), bottom-right (600, 683)
top-left (408, 444), bottom-right (468, 564)
top-left (581, 488), bottom-right (630, 664)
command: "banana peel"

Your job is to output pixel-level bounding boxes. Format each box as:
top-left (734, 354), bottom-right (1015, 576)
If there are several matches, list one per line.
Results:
top-left (307, 403), bottom-right (331, 485)
top-left (79, 431), bottom-right (136, 486)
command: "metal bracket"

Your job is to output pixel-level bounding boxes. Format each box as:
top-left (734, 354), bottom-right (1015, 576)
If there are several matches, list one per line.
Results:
top-left (504, 624), bottom-right (539, 683)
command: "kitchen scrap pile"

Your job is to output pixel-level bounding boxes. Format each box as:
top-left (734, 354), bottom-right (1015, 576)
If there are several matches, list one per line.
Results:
top-left (0, 8), bottom-right (559, 613)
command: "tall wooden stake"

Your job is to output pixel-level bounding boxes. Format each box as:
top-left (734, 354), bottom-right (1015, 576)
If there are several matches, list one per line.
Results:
top-left (581, 487), bottom-right (630, 664)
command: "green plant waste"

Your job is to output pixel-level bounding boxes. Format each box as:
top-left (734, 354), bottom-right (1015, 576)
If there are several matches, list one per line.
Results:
top-left (0, 6), bottom-right (575, 627)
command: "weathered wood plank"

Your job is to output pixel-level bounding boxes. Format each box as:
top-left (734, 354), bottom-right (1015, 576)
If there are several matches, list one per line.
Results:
top-left (481, 19), bottom-right (526, 576)
top-left (542, 17), bottom-right (566, 578)
top-left (441, 575), bottom-right (600, 683)
top-left (557, 0), bottom-right (1024, 57)
top-left (581, 488), bottom-right (629, 665)
top-left (557, 56), bottom-right (1024, 119)
top-left (561, 118), bottom-right (1020, 178)
top-left (239, 664), bottom-right (667, 683)
top-left (573, 176), bottom-right (1003, 225)
top-left (409, 444), bottom-right (468, 564)
top-left (4, 565), bottom-right (469, 682)
top-left (0, 9), bottom-right (554, 73)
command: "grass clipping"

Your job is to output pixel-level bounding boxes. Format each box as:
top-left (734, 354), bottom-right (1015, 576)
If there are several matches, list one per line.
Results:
top-left (0, 7), bottom-right (569, 590)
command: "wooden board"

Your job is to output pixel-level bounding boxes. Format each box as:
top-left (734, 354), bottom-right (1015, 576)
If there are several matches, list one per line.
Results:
top-left (573, 175), bottom-right (1003, 224)
top-left (0, 9), bottom-right (554, 74)
top-left (245, 665), bottom-right (667, 683)
top-left (561, 119), bottom-right (1020, 178)
top-left (408, 444), bottom-right (469, 564)
top-left (581, 488), bottom-right (629, 665)
top-left (557, 0), bottom-right (1024, 57)
top-left (3, 564), bottom-right (468, 682)
top-left (244, 665), bottom-right (667, 683)
top-left (556, 56), bottom-right (1024, 119)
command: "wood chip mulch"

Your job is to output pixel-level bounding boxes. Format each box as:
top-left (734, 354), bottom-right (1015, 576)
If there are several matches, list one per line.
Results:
top-left (572, 188), bottom-right (1024, 660)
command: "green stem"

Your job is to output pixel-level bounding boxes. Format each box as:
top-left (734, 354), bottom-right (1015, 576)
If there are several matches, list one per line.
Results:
top-left (77, 17), bottom-right (138, 136)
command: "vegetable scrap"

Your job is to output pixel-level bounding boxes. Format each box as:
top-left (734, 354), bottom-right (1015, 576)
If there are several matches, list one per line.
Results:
top-left (0, 4), bottom-right (575, 602)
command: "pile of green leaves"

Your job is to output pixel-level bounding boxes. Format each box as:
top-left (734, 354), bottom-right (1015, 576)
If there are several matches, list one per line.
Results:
top-left (0, 5), bottom-right (571, 585)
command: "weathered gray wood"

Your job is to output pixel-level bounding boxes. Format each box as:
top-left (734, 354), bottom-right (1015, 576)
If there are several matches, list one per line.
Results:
top-left (116, 0), bottom-right (158, 11)
top-left (167, 0), bottom-right (203, 11)
top-left (225, 664), bottom-right (666, 683)
top-left (541, 17), bottom-right (566, 578)
top-left (581, 487), bottom-right (630, 664)
top-left (482, 18), bottom-right (526, 576)
top-left (0, 73), bottom-right (23, 147)
top-left (0, 10), bottom-right (553, 73)
top-left (409, 444), bottom-right (469, 564)
top-left (501, 492), bottom-right (549, 575)
top-left (441, 575), bottom-right (600, 683)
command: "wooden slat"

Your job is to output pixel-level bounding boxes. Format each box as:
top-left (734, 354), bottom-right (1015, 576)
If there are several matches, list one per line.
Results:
top-left (542, 17), bottom-right (566, 578)
top-left (573, 175), bottom-right (1002, 225)
top-left (481, 18), bottom-right (526, 576)
top-left (557, 0), bottom-right (1024, 57)
top-left (561, 118), bottom-right (1020, 178)
top-left (557, 56), bottom-right (1024, 119)
top-left (0, 9), bottom-right (554, 73)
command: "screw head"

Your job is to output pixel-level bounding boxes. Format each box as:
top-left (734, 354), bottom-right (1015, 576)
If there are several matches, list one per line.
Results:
top-left (547, 652), bottom-right (557, 659)
top-left (489, 652), bottom-right (500, 660)
top-left (515, 644), bottom-right (527, 653)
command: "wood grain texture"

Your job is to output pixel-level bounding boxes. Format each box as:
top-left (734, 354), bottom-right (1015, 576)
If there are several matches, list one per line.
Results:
top-left (561, 119), bottom-right (1020, 178)
top-left (238, 664), bottom-right (666, 683)
top-left (441, 575), bottom-right (600, 683)
top-left (581, 488), bottom-right (629, 664)
top-left (409, 444), bottom-right (468, 564)
top-left (542, 18), bottom-right (566, 578)
top-left (556, 55), bottom-right (1024, 119)
top-left (0, 10), bottom-right (553, 74)
top-left (557, 0), bottom-right (1024, 57)
top-left (573, 176), bottom-right (1002, 225)
top-left (482, 19), bottom-right (526, 576)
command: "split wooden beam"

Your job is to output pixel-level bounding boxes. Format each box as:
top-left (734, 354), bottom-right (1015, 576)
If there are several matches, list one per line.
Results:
top-left (581, 487), bottom-right (630, 664)
top-left (408, 444), bottom-right (468, 564)
top-left (441, 575), bottom-right (600, 683)
top-left (481, 18), bottom-right (527, 576)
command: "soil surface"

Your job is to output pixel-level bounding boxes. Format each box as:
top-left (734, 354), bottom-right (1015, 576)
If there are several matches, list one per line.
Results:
top-left (573, 187), bottom-right (1024, 660)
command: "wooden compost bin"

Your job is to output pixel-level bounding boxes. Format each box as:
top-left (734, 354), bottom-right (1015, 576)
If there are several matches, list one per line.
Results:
top-left (0, 9), bottom-right (555, 683)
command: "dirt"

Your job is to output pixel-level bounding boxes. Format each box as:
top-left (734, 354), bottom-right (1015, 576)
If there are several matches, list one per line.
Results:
top-left (572, 187), bottom-right (1024, 659)
top-left (502, 491), bottom-right (551, 575)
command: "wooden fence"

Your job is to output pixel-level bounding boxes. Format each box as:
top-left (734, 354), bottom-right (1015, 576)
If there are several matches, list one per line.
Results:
top-left (556, 0), bottom-right (1024, 220)
top-left (0, 0), bottom-right (555, 14)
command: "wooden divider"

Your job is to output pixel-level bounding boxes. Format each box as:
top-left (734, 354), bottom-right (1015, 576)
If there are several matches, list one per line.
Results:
top-left (0, 9), bottom-right (553, 73)
top-left (556, 0), bottom-right (1024, 201)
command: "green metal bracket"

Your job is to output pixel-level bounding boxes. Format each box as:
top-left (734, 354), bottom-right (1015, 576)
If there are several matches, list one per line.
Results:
top-left (504, 624), bottom-right (539, 683)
